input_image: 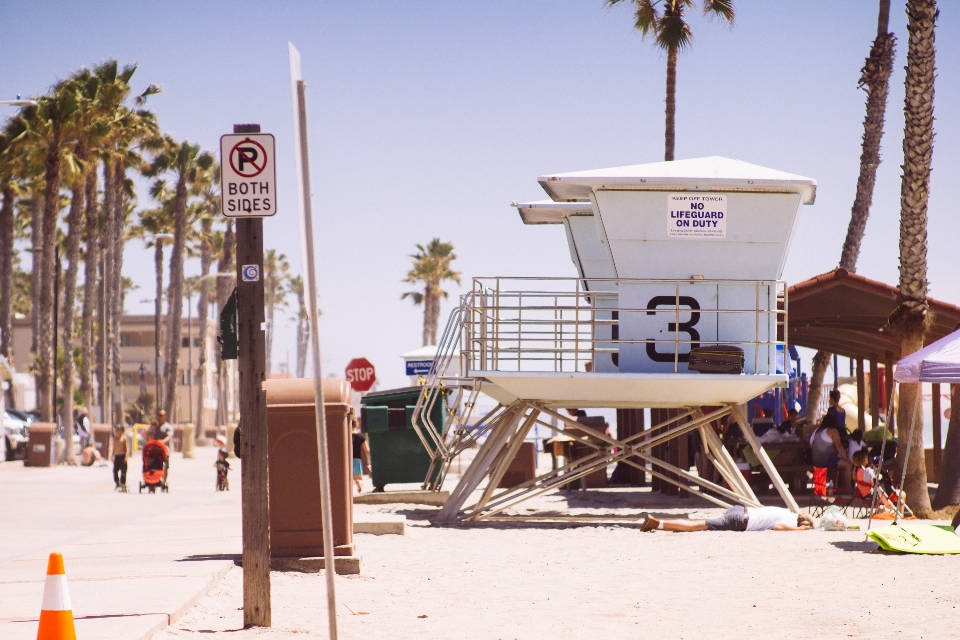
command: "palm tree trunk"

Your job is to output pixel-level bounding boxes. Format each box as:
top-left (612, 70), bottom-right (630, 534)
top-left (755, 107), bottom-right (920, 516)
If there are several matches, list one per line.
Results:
top-left (79, 169), bottom-right (99, 412)
top-left (100, 162), bottom-right (115, 417)
top-left (839, 3), bottom-right (896, 271)
top-left (804, 350), bottom-right (832, 423)
top-left (891, 0), bottom-right (937, 516)
top-left (38, 143), bottom-right (63, 423)
top-left (933, 383), bottom-right (960, 509)
top-left (0, 179), bottom-right (14, 359)
top-left (154, 240), bottom-right (164, 410)
top-left (109, 160), bottom-right (126, 424)
top-left (215, 220), bottom-right (234, 426)
top-left (430, 292), bottom-right (441, 346)
top-left (807, 3), bottom-right (899, 425)
top-left (30, 194), bottom-right (43, 357)
top-left (421, 288), bottom-right (431, 347)
top-left (296, 282), bottom-right (308, 378)
top-left (163, 172), bottom-right (189, 417)
top-left (265, 274), bottom-right (274, 376)
top-left (196, 217), bottom-right (212, 436)
top-left (61, 181), bottom-right (85, 464)
top-left (664, 44), bottom-right (678, 162)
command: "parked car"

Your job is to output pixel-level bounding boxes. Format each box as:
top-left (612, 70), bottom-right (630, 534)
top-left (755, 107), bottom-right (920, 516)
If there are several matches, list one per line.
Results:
top-left (3, 410), bottom-right (29, 461)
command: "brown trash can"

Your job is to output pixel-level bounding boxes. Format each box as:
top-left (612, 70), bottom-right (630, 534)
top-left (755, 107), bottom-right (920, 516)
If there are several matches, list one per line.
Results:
top-left (25, 423), bottom-right (57, 467)
top-left (264, 378), bottom-right (354, 558)
top-left (91, 423), bottom-right (112, 458)
top-left (497, 441), bottom-right (538, 488)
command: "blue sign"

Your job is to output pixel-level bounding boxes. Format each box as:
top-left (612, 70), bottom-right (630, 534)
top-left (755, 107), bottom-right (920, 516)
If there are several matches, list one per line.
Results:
top-left (405, 360), bottom-right (434, 376)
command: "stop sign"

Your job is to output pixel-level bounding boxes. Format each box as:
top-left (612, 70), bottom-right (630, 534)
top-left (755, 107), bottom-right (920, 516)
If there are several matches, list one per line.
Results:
top-left (345, 358), bottom-right (376, 392)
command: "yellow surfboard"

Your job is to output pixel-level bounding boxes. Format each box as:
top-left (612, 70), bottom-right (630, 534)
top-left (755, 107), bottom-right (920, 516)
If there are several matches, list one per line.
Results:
top-left (866, 524), bottom-right (960, 555)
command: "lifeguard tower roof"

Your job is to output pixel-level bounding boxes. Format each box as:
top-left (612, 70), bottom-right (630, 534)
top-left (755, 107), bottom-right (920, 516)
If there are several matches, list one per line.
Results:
top-left (538, 156), bottom-right (816, 204)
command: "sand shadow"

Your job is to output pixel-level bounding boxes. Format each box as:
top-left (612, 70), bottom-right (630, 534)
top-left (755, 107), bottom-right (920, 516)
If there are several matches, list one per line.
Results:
top-left (177, 553), bottom-right (242, 565)
top-left (829, 540), bottom-right (882, 553)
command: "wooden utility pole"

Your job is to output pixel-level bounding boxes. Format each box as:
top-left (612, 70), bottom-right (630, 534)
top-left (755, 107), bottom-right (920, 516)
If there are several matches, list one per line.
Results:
top-left (234, 123), bottom-right (271, 628)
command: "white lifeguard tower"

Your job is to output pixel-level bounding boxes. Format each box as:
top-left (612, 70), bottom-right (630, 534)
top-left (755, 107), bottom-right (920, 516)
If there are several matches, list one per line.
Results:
top-left (412, 157), bottom-right (816, 521)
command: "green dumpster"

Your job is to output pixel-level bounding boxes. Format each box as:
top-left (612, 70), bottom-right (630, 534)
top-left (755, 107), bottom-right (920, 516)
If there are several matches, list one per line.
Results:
top-left (360, 387), bottom-right (445, 491)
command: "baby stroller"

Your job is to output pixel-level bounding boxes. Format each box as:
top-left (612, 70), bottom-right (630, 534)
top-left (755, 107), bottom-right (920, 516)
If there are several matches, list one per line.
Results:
top-left (139, 440), bottom-right (169, 493)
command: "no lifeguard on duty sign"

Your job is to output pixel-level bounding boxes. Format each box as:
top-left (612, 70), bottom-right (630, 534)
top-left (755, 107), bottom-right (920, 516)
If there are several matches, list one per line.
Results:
top-left (220, 133), bottom-right (277, 217)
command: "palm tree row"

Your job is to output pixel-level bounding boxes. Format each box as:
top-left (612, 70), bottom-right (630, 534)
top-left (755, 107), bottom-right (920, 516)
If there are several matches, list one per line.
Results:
top-left (0, 60), bottom-right (243, 446)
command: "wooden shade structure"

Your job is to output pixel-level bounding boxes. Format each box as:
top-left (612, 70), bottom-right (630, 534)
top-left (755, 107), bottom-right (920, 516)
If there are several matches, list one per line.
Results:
top-left (788, 268), bottom-right (960, 360)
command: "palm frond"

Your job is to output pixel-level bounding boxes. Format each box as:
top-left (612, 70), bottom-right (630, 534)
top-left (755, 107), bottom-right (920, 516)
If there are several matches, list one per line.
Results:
top-left (702, 0), bottom-right (734, 24)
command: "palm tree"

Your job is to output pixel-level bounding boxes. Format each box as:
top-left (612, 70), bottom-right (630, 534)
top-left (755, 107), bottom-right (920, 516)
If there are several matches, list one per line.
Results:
top-left (889, 0), bottom-right (937, 516)
top-left (214, 219), bottom-right (235, 426)
top-left (16, 84), bottom-right (82, 423)
top-left (192, 166), bottom-right (221, 435)
top-left (0, 128), bottom-right (23, 360)
top-left (805, 1), bottom-right (897, 423)
top-left (263, 249), bottom-right (290, 376)
top-left (147, 136), bottom-right (214, 417)
top-left (95, 62), bottom-right (160, 424)
top-left (402, 238), bottom-right (461, 346)
top-left (606, 0), bottom-right (734, 161)
top-left (290, 275), bottom-right (309, 378)
top-left (136, 202), bottom-right (176, 408)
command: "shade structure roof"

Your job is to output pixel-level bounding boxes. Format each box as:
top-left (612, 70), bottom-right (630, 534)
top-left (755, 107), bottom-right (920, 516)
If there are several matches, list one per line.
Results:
top-left (537, 156), bottom-right (817, 204)
top-left (787, 268), bottom-right (960, 362)
top-left (895, 329), bottom-right (960, 383)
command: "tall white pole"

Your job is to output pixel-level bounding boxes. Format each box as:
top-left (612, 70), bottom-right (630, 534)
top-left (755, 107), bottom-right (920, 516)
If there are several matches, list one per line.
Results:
top-left (288, 42), bottom-right (338, 639)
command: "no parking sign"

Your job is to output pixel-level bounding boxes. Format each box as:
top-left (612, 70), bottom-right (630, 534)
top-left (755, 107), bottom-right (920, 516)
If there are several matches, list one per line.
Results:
top-left (220, 133), bottom-right (277, 217)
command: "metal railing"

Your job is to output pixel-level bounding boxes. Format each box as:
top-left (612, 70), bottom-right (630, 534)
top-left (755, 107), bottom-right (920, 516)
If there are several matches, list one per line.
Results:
top-left (461, 276), bottom-right (787, 375)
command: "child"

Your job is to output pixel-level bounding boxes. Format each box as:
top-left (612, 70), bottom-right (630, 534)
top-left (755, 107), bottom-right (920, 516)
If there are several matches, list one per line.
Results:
top-left (215, 448), bottom-right (230, 491)
top-left (352, 422), bottom-right (371, 493)
top-left (112, 425), bottom-right (129, 491)
top-left (852, 450), bottom-right (874, 499)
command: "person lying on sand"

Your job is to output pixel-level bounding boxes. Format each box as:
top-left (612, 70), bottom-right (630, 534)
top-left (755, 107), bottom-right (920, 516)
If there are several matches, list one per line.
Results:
top-left (640, 506), bottom-right (816, 532)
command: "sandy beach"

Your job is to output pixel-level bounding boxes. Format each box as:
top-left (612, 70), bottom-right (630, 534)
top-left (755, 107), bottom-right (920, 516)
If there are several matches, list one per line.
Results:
top-left (157, 485), bottom-right (960, 640)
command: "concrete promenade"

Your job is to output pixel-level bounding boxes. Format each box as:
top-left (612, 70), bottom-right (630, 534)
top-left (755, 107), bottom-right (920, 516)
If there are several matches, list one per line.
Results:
top-left (0, 446), bottom-right (239, 639)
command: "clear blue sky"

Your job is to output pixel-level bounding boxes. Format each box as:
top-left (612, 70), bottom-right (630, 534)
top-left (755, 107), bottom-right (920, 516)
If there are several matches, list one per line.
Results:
top-left (2, 1), bottom-right (958, 389)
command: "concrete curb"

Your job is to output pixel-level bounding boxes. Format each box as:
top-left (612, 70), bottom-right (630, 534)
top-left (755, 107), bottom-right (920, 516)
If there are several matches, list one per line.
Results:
top-left (141, 561), bottom-right (234, 640)
top-left (354, 490), bottom-right (448, 506)
top-left (271, 556), bottom-right (362, 575)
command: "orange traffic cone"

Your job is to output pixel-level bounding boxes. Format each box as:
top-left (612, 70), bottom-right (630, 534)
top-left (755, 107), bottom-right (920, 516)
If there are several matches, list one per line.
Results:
top-left (37, 553), bottom-right (77, 640)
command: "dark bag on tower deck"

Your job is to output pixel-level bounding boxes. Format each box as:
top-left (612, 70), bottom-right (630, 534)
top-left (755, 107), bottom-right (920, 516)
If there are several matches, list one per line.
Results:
top-left (688, 345), bottom-right (744, 374)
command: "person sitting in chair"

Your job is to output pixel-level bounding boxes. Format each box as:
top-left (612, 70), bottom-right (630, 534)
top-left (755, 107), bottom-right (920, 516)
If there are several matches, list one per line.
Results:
top-left (810, 413), bottom-right (852, 492)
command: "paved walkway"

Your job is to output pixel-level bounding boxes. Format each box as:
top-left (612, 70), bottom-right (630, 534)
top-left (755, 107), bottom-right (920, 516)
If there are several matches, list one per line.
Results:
top-left (0, 446), bottom-right (240, 640)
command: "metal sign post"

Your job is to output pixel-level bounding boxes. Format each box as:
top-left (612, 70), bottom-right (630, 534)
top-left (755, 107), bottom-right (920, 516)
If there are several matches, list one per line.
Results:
top-left (289, 42), bottom-right (339, 640)
top-left (223, 123), bottom-right (272, 628)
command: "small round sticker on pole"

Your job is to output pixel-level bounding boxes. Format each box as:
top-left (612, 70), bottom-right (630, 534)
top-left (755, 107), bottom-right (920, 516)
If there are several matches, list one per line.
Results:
top-left (241, 264), bottom-right (260, 282)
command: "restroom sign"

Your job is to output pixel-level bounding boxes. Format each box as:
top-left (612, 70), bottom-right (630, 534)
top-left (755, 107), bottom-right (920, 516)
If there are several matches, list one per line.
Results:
top-left (667, 194), bottom-right (726, 238)
top-left (220, 133), bottom-right (277, 217)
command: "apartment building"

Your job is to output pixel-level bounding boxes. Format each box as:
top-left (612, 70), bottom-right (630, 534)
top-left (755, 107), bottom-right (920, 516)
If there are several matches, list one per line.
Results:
top-left (10, 314), bottom-right (235, 428)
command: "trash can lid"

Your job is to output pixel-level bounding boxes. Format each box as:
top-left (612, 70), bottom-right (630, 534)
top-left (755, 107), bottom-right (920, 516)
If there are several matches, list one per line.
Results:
top-left (263, 378), bottom-right (351, 406)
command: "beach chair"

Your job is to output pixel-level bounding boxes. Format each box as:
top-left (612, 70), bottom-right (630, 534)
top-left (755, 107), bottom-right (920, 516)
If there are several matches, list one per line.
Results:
top-left (807, 466), bottom-right (853, 517)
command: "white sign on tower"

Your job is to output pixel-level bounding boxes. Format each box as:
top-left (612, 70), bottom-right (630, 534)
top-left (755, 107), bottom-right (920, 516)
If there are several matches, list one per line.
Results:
top-left (220, 133), bottom-right (277, 217)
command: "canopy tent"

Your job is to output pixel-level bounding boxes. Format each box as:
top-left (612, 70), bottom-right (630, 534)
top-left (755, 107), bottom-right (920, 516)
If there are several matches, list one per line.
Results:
top-left (863, 328), bottom-right (960, 536)
top-left (894, 328), bottom-right (960, 384)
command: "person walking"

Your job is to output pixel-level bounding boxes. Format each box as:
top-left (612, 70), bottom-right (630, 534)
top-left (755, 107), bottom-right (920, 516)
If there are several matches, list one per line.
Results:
top-left (75, 408), bottom-right (91, 448)
top-left (111, 425), bottom-right (129, 491)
